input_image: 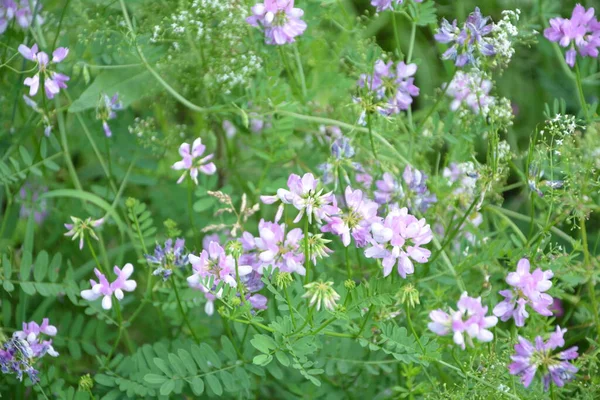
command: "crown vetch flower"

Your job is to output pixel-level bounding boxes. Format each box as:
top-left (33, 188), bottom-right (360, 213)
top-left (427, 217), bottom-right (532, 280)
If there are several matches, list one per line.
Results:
top-left (19, 43), bottom-right (70, 99)
top-left (187, 241), bottom-right (252, 289)
top-left (493, 258), bottom-right (554, 327)
top-left (250, 219), bottom-right (305, 275)
top-left (13, 319), bottom-right (58, 359)
top-left (96, 93), bottom-right (123, 137)
top-left (509, 326), bottom-right (578, 390)
top-left (364, 206), bottom-right (433, 278)
top-left (80, 264), bottom-right (137, 310)
top-left (445, 71), bottom-right (495, 115)
top-left (302, 280), bottom-right (341, 311)
top-left (435, 7), bottom-right (495, 67)
top-left (261, 173), bottom-right (336, 224)
top-left (145, 238), bottom-right (188, 281)
top-left (543, 4), bottom-right (600, 67)
top-left (172, 138), bottom-right (217, 185)
top-left (428, 292), bottom-right (498, 350)
top-left (321, 186), bottom-right (380, 247)
top-left (246, 0), bottom-right (307, 45)
top-left (0, 1), bottom-right (44, 35)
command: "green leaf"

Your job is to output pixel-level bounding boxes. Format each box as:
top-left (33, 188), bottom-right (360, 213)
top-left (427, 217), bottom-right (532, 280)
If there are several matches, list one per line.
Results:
top-left (144, 374), bottom-right (168, 385)
top-left (69, 68), bottom-right (159, 113)
top-left (205, 374), bottom-right (223, 396)
top-left (220, 336), bottom-right (237, 362)
top-left (189, 377), bottom-right (204, 395)
top-left (178, 349), bottom-right (197, 375)
top-left (33, 251), bottom-right (49, 282)
top-left (275, 350), bottom-right (290, 367)
top-left (168, 353), bottom-right (186, 376)
top-left (253, 354), bottom-right (273, 366)
top-left (160, 379), bottom-right (175, 396)
top-left (153, 357), bottom-right (173, 377)
top-left (200, 343), bottom-right (221, 368)
top-left (250, 334), bottom-right (277, 354)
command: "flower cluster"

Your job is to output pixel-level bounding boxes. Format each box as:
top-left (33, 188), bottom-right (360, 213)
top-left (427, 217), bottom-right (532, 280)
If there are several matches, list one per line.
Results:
top-left (509, 326), bottom-right (578, 391)
top-left (0, 319), bottom-right (58, 383)
top-left (145, 238), bottom-right (189, 280)
top-left (187, 241), bottom-right (252, 289)
top-left (428, 292), bottom-right (498, 349)
top-left (64, 216), bottom-right (104, 250)
top-left (365, 206), bottom-right (433, 278)
top-left (493, 258), bottom-right (554, 327)
top-left (19, 44), bottom-right (70, 99)
top-left (96, 93), bottom-right (123, 138)
top-left (357, 60), bottom-right (420, 118)
top-left (303, 280), bottom-right (341, 311)
top-left (445, 71), bottom-right (494, 115)
top-left (172, 138), bottom-right (217, 185)
top-left (80, 264), bottom-right (137, 310)
top-left (544, 4), bottom-right (600, 67)
top-left (18, 183), bottom-right (48, 224)
top-left (374, 166), bottom-right (436, 213)
top-left (246, 0), bottom-right (307, 45)
top-left (0, 0), bottom-right (43, 34)
top-left (435, 7), bottom-right (495, 67)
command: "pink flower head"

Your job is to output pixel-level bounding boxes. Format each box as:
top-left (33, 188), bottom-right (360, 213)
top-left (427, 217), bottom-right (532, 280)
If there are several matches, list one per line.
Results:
top-left (493, 258), bottom-right (554, 327)
top-left (370, 0), bottom-right (422, 12)
top-left (172, 138), bottom-right (217, 185)
top-left (428, 292), bottom-right (498, 350)
top-left (509, 326), bottom-right (578, 391)
top-left (19, 43), bottom-right (69, 99)
top-left (253, 219), bottom-right (305, 275)
top-left (80, 264), bottom-right (136, 310)
top-left (364, 206), bottom-right (433, 278)
top-left (246, 0), bottom-right (307, 45)
top-left (187, 241), bottom-right (252, 289)
top-left (13, 318), bottom-right (58, 359)
top-left (321, 186), bottom-right (380, 247)
top-left (544, 4), bottom-right (600, 67)
top-left (261, 173), bottom-right (336, 224)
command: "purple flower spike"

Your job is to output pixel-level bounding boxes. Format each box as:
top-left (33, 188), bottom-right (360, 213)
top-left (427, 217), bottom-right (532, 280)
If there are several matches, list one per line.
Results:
top-left (19, 43), bottom-right (70, 99)
top-left (509, 326), bottom-right (578, 391)
top-left (96, 93), bottom-right (123, 137)
top-left (246, 0), bottom-right (307, 45)
top-left (172, 138), bottom-right (217, 185)
top-left (544, 4), bottom-right (600, 68)
top-left (493, 258), bottom-right (554, 327)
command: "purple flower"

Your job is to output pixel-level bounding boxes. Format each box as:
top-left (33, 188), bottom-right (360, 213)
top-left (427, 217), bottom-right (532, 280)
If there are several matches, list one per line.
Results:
top-left (145, 238), bottom-right (188, 281)
top-left (18, 183), bottom-right (48, 224)
top-left (96, 93), bottom-right (123, 137)
top-left (19, 43), bottom-right (69, 99)
top-left (370, 0), bottom-right (422, 13)
top-left (357, 60), bottom-right (420, 116)
top-left (0, 1), bottom-right (44, 34)
top-left (13, 319), bottom-right (58, 359)
top-left (261, 173), bottom-right (336, 224)
top-left (364, 206), bottom-right (433, 278)
top-left (544, 4), bottom-right (600, 67)
top-left (321, 186), bottom-right (380, 247)
top-left (374, 166), bottom-right (436, 212)
top-left (493, 258), bottom-right (554, 327)
top-left (428, 292), bottom-right (498, 349)
top-left (172, 138), bottom-right (217, 185)
top-left (509, 326), bottom-right (578, 390)
top-left (246, 0), bottom-right (307, 45)
top-left (222, 120), bottom-right (237, 139)
top-left (187, 242), bottom-right (253, 289)
top-left (445, 71), bottom-right (494, 115)
top-left (435, 7), bottom-right (495, 67)
top-left (80, 264), bottom-right (137, 310)
top-left (250, 219), bottom-right (305, 275)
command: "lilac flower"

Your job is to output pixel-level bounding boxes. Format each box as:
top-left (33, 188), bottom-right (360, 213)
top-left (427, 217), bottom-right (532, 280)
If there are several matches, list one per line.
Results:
top-left (509, 326), bottom-right (578, 390)
top-left (364, 206), bottom-right (433, 278)
top-left (187, 241), bottom-right (253, 289)
top-left (445, 71), bottom-right (494, 115)
top-left (0, 1), bottom-right (43, 34)
top-left (96, 93), bottom-right (123, 137)
top-left (222, 120), bottom-right (237, 139)
top-left (374, 166), bottom-right (436, 212)
top-left (80, 264), bottom-right (137, 310)
top-left (18, 183), bottom-right (48, 224)
top-left (357, 60), bottom-right (420, 116)
top-left (261, 173), bottom-right (336, 224)
top-left (428, 292), bottom-right (498, 349)
top-left (172, 138), bottom-right (217, 185)
top-left (250, 219), bottom-right (305, 275)
top-left (13, 319), bottom-right (58, 359)
top-left (370, 0), bottom-right (422, 13)
top-left (544, 4), bottom-right (600, 67)
top-left (322, 186), bottom-right (380, 247)
top-left (19, 43), bottom-right (69, 99)
top-left (493, 258), bottom-right (554, 327)
top-left (241, 271), bottom-right (268, 311)
top-left (145, 238), bottom-right (188, 281)
top-left (317, 138), bottom-right (366, 187)
top-left (435, 7), bottom-right (495, 67)
top-left (64, 216), bottom-right (104, 250)
top-left (246, 0), bottom-right (307, 45)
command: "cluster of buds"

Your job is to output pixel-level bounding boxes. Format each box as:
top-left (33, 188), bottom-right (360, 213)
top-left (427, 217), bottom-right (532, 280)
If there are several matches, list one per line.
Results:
top-left (303, 280), bottom-right (341, 311)
top-left (64, 216), bottom-right (104, 250)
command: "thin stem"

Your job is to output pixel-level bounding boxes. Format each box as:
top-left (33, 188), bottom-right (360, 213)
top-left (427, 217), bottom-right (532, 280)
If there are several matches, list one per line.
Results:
top-left (187, 179), bottom-right (199, 239)
top-left (283, 285), bottom-right (297, 329)
top-left (293, 44), bottom-right (307, 98)
top-left (355, 305), bottom-right (373, 338)
top-left (304, 216), bottom-right (310, 284)
top-left (581, 216), bottom-right (600, 339)
top-left (366, 111), bottom-right (379, 165)
top-left (172, 280), bottom-right (200, 343)
top-left (574, 63), bottom-right (590, 122)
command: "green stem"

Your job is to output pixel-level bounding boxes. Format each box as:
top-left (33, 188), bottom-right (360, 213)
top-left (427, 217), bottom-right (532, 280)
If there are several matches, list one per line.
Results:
top-left (283, 285), bottom-right (297, 329)
top-left (574, 63), bottom-right (590, 122)
top-left (581, 217), bottom-right (600, 339)
top-left (293, 44), bottom-right (307, 98)
top-left (304, 216), bottom-right (310, 284)
top-left (355, 306), bottom-right (373, 338)
top-left (366, 111), bottom-right (379, 166)
top-left (187, 179), bottom-right (199, 239)
top-left (172, 280), bottom-right (200, 343)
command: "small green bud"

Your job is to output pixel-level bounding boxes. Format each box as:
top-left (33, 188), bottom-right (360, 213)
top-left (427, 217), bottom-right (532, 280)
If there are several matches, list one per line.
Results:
top-left (230, 297), bottom-right (242, 307)
top-left (225, 240), bottom-right (243, 259)
top-left (125, 197), bottom-right (136, 208)
top-left (78, 374), bottom-right (94, 391)
top-left (274, 272), bottom-right (293, 289)
top-left (398, 284), bottom-right (420, 309)
top-left (344, 279), bottom-right (356, 290)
